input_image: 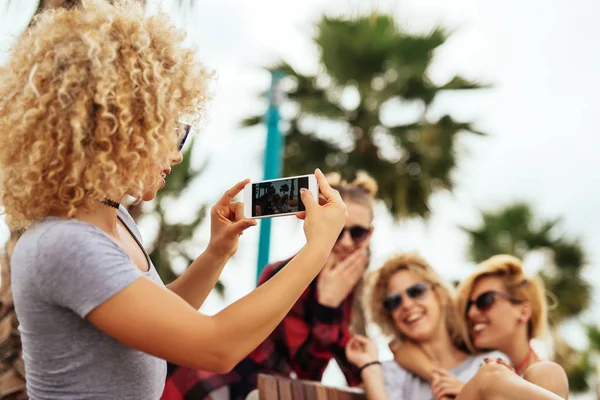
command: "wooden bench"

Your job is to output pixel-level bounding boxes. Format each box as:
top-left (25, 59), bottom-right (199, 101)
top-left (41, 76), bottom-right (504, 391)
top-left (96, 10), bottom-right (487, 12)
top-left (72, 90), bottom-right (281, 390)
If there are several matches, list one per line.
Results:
top-left (257, 374), bottom-right (366, 400)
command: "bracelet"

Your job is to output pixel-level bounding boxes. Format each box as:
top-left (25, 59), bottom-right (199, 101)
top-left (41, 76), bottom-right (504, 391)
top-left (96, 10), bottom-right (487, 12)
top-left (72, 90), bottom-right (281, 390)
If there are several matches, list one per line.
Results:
top-left (359, 360), bottom-right (381, 374)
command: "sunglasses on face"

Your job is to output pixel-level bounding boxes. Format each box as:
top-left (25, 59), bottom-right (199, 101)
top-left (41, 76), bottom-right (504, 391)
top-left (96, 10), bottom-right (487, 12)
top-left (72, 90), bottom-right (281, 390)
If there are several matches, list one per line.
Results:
top-left (176, 122), bottom-right (192, 151)
top-left (383, 282), bottom-right (430, 313)
top-left (465, 291), bottom-right (523, 315)
top-left (337, 226), bottom-right (371, 243)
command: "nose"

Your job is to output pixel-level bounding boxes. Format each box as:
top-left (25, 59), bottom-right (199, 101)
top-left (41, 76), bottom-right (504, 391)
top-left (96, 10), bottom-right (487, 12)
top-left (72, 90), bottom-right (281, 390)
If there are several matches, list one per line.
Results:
top-left (467, 302), bottom-right (480, 320)
top-left (171, 150), bottom-right (183, 166)
top-left (399, 292), bottom-right (418, 311)
top-left (336, 229), bottom-right (354, 250)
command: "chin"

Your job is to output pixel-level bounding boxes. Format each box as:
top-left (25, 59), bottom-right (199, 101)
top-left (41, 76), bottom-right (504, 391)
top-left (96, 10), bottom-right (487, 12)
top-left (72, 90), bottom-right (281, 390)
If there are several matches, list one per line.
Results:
top-left (402, 327), bottom-right (436, 343)
top-left (473, 335), bottom-right (494, 350)
top-left (141, 190), bottom-right (158, 201)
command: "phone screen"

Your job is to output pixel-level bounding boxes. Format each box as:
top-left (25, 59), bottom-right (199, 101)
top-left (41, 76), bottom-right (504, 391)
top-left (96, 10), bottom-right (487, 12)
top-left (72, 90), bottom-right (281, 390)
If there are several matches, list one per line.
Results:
top-left (251, 176), bottom-right (309, 217)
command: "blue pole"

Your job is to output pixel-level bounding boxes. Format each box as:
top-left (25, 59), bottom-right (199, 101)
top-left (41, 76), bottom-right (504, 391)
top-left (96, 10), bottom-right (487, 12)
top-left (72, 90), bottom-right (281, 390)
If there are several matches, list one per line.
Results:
top-left (256, 71), bottom-right (284, 282)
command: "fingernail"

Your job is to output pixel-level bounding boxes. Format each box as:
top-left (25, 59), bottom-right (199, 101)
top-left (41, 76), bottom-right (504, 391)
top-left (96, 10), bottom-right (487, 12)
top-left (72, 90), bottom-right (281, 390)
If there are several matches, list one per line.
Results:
top-left (300, 188), bottom-right (306, 195)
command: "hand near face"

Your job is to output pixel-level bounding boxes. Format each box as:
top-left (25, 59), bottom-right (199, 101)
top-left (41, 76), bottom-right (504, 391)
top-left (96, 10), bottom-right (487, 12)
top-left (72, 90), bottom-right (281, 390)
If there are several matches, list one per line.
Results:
top-left (316, 248), bottom-right (368, 308)
top-left (345, 335), bottom-right (378, 368)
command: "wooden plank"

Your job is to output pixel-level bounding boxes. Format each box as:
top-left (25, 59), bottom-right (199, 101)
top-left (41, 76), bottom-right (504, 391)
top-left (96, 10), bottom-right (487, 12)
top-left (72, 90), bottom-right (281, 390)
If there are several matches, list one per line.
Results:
top-left (315, 385), bottom-right (329, 400)
top-left (258, 374), bottom-right (279, 400)
top-left (291, 379), bottom-right (305, 400)
top-left (278, 377), bottom-right (293, 400)
top-left (303, 383), bottom-right (317, 400)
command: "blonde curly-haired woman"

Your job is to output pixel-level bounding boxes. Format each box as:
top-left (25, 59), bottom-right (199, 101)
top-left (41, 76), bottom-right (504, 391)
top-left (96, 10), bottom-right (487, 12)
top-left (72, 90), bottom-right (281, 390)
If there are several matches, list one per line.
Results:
top-left (0, 2), bottom-right (347, 398)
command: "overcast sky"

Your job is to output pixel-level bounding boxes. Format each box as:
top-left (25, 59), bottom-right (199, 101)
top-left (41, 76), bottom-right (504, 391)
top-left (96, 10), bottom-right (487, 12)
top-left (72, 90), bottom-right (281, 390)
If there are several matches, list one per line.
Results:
top-left (1, 0), bottom-right (598, 396)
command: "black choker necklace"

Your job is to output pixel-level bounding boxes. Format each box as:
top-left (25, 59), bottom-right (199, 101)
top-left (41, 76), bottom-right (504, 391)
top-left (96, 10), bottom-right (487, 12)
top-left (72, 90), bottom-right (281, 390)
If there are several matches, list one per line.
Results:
top-left (101, 198), bottom-right (120, 209)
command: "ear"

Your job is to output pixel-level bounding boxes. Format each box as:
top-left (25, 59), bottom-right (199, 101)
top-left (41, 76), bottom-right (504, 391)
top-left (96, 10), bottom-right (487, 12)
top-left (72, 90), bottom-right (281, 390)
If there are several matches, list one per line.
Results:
top-left (519, 302), bottom-right (532, 324)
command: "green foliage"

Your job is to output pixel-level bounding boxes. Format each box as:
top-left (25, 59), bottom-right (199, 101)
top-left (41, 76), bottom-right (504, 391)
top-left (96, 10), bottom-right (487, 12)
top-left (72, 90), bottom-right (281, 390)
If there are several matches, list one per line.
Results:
top-left (243, 13), bottom-right (489, 219)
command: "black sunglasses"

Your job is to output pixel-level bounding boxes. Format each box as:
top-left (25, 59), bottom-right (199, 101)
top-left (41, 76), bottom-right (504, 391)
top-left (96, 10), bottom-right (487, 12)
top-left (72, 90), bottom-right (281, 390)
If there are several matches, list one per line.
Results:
top-left (383, 282), bottom-right (430, 312)
top-left (337, 226), bottom-right (371, 243)
top-left (465, 291), bottom-right (523, 315)
top-left (176, 122), bottom-right (192, 151)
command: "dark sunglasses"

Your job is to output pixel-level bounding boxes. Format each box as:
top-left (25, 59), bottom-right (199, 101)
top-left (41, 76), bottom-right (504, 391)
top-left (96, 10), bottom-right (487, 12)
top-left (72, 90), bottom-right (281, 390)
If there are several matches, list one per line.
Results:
top-left (465, 291), bottom-right (523, 315)
top-left (337, 226), bottom-right (371, 243)
top-left (176, 122), bottom-right (192, 151)
top-left (383, 282), bottom-right (430, 312)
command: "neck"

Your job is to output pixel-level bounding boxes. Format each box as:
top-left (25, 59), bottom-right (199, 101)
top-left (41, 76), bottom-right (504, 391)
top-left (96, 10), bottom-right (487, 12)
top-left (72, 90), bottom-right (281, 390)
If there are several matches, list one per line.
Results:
top-left (419, 325), bottom-right (467, 369)
top-left (499, 332), bottom-right (535, 373)
top-left (74, 198), bottom-right (122, 237)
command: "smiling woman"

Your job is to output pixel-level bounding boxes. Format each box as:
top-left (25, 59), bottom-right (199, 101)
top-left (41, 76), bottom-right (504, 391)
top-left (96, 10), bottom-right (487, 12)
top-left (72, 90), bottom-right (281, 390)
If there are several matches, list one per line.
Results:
top-left (344, 253), bottom-right (506, 400)
top-left (454, 255), bottom-right (569, 400)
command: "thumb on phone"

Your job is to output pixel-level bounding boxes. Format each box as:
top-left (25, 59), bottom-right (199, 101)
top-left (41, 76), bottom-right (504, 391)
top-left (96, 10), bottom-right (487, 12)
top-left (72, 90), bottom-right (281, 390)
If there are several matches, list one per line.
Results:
top-left (300, 188), bottom-right (317, 211)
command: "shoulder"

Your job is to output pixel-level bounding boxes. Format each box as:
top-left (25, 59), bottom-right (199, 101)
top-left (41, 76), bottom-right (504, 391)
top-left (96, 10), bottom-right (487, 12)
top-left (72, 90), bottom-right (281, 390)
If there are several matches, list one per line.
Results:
top-left (523, 361), bottom-right (568, 398)
top-left (25, 219), bottom-right (127, 273)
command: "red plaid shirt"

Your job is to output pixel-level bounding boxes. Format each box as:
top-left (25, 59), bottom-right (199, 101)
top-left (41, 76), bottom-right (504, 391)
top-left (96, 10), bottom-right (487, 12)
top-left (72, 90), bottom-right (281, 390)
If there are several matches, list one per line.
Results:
top-left (162, 258), bottom-right (361, 400)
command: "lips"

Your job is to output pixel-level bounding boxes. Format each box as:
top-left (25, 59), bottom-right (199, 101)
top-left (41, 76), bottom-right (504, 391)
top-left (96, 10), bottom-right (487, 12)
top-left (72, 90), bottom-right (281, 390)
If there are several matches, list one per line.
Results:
top-left (403, 312), bottom-right (425, 326)
top-left (471, 322), bottom-right (489, 335)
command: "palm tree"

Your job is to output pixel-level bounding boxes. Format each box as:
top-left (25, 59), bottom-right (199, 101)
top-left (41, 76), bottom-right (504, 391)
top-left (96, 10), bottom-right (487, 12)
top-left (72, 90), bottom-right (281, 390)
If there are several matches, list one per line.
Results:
top-left (279, 183), bottom-right (290, 196)
top-left (242, 13), bottom-right (488, 219)
top-left (0, 1), bottom-right (206, 397)
top-left (463, 202), bottom-right (593, 394)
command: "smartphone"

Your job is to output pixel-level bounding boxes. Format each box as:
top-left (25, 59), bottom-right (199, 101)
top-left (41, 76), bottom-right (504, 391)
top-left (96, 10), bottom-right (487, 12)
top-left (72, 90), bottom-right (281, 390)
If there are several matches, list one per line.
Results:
top-left (244, 174), bottom-right (319, 219)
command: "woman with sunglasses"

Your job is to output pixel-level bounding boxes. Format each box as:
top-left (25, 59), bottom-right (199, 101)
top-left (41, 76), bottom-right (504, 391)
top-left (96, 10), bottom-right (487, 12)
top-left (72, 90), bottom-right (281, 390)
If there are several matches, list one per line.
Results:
top-left (1, 2), bottom-right (348, 399)
top-left (164, 173), bottom-right (378, 399)
top-left (454, 255), bottom-right (568, 399)
top-left (345, 253), bottom-right (505, 400)
top-left (391, 255), bottom-right (568, 399)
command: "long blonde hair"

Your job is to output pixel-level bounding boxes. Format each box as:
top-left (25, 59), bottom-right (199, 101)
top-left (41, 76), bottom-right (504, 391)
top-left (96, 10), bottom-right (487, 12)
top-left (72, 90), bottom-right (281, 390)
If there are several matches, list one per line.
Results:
top-left (369, 252), bottom-right (469, 350)
top-left (0, 0), bottom-right (210, 230)
top-left (456, 255), bottom-right (548, 350)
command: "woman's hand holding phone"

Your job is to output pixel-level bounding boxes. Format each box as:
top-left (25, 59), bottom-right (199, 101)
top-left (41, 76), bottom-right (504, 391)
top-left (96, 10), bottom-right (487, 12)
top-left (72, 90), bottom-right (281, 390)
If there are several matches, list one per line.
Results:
top-left (207, 179), bottom-right (257, 258)
top-left (297, 168), bottom-right (347, 253)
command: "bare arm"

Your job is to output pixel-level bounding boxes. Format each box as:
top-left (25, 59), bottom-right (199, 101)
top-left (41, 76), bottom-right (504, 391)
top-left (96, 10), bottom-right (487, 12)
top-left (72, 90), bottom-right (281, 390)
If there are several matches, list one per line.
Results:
top-left (361, 365), bottom-right (389, 400)
top-left (167, 249), bottom-right (230, 310)
top-left (345, 335), bottom-right (389, 400)
top-left (88, 169), bottom-right (347, 373)
top-left (167, 180), bottom-right (256, 309)
top-left (456, 363), bottom-right (567, 400)
top-left (523, 361), bottom-right (569, 399)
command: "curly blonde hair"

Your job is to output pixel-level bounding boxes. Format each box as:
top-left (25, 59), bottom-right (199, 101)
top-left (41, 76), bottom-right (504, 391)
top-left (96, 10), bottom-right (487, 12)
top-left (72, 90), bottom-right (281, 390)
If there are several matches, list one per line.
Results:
top-left (368, 252), bottom-right (469, 350)
top-left (456, 255), bottom-right (548, 348)
top-left (0, 0), bottom-right (210, 230)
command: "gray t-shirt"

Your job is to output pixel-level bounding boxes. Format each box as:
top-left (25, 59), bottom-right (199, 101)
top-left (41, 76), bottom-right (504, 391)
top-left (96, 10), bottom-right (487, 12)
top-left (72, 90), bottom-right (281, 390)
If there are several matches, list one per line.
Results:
top-left (11, 206), bottom-right (167, 400)
top-left (382, 351), bottom-right (507, 400)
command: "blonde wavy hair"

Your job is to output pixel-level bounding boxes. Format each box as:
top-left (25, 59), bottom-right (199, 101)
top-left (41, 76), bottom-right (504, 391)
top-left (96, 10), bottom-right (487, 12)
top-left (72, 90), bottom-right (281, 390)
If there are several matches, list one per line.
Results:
top-left (368, 252), bottom-right (469, 350)
top-left (326, 171), bottom-right (378, 221)
top-left (456, 255), bottom-right (548, 349)
top-left (0, 0), bottom-right (210, 230)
